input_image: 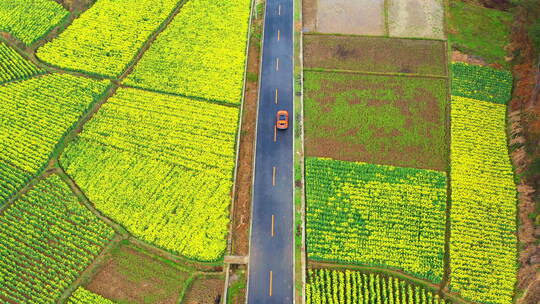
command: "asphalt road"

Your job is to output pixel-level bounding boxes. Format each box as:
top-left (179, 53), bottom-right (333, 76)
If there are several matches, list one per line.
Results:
top-left (246, 0), bottom-right (294, 302)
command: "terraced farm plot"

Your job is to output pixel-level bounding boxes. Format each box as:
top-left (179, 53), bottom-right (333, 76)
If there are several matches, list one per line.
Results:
top-left (0, 73), bottom-right (110, 173)
top-left (62, 88), bottom-right (239, 261)
top-left (304, 35), bottom-right (447, 76)
top-left (450, 95), bottom-right (517, 304)
top-left (306, 269), bottom-right (450, 304)
top-left (304, 71), bottom-right (448, 171)
top-left (0, 175), bottom-right (115, 304)
top-left (0, 42), bottom-right (43, 85)
top-left (125, 0), bottom-right (252, 105)
top-left (305, 158), bottom-right (447, 282)
top-left (388, 0), bottom-right (445, 39)
top-left (0, 0), bottom-right (68, 45)
top-left (0, 160), bottom-right (32, 206)
top-left (451, 62), bottom-right (513, 104)
top-left (37, 0), bottom-right (180, 77)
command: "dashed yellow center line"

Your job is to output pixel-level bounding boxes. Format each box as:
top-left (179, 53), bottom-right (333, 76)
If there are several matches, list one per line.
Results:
top-left (272, 166), bottom-right (276, 186)
top-left (277, 29), bottom-right (280, 41)
top-left (275, 88), bottom-right (278, 104)
top-left (269, 271), bottom-right (273, 296)
top-left (276, 57), bottom-right (279, 71)
top-left (271, 214), bottom-right (275, 237)
top-left (274, 125), bottom-right (277, 142)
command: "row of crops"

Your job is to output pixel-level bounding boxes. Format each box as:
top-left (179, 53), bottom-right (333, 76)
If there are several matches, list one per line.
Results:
top-left (305, 158), bottom-right (447, 283)
top-left (61, 88), bottom-right (239, 261)
top-left (0, 175), bottom-right (115, 303)
top-left (0, 0), bottom-right (68, 45)
top-left (37, 0), bottom-right (180, 77)
top-left (67, 287), bottom-right (115, 304)
top-left (0, 42), bottom-right (43, 85)
top-left (448, 63), bottom-right (516, 304)
top-left (304, 63), bottom-right (517, 304)
top-left (125, 0), bottom-right (252, 105)
top-left (0, 73), bottom-right (110, 207)
top-left (306, 268), bottom-right (450, 304)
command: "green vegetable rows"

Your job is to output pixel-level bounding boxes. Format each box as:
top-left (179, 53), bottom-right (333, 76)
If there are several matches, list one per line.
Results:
top-left (0, 42), bottom-right (43, 85)
top-left (61, 88), bottom-right (239, 261)
top-left (306, 157), bottom-right (447, 282)
top-left (125, 0), bottom-right (252, 105)
top-left (0, 175), bottom-right (114, 303)
top-left (37, 0), bottom-right (180, 77)
top-left (451, 62), bottom-right (513, 104)
top-left (0, 0), bottom-right (68, 45)
top-left (0, 74), bottom-right (109, 173)
top-left (306, 268), bottom-right (451, 304)
top-left (67, 287), bottom-right (115, 304)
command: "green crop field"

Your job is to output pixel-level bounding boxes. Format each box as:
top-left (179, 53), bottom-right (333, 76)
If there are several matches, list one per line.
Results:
top-left (306, 268), bottom-right (451, 304)
top-left (67, 288), bottom-right (115, 304)
top-left (449, 63), bottom-right (516, 304)
top-left (0, 0), bottom-right (68, 45)
top-left (0, 74), bottom-right (110, 173)
top-left (304, 70), bottom-right (448, 171)
top-left (37, 0), bottom-right (180, 77)
top-left (306, 157), bottom-right (447, 282)
top-left (125, 0), bottom-right (251, 105)
top-left (0, 42), bottom-right (43, 85)
top-left (0, 175), bottom-right (115, 303)
top-left (61, 87), bottom-right (238, 261)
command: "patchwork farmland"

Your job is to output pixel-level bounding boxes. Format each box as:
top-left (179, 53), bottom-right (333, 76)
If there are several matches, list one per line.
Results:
top-left (300, 0), bottom-right (521, 303)
top-left (0, 0), bottom-right (532, 302)
top-left (0, 0), bottom-right (253, 302)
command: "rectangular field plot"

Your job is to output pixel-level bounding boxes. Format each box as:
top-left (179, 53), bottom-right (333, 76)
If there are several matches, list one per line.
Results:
top-left (61, 88), bottom-right (239, 261)
top-left (0, 42), bottom-right (43, 85)
top-left (0, 175), bottom-right (115, 304)
top-left (36, 0), bottom-right (179, 77)
top-left (305, 158), bottom-right (447, 282)
top-left (125, 0), bottom-right (251, 105)
top-left (304, 35), bottom-right (447, 76)
top-left (306, 269), bottom-right (450, 304)
top-left (304, 71), bottom-right (448, 171)
top-left (312, 0), bottom-right (385, 35)
top-left (450, 96), bottom-right (517, 304)
top-left (0, 0), bottom-right (68, 45)
top-left (388, 0), bottom-right (445, 39)
top-left (67, 288), bottom-right (115, 304)
top-left (0, 74), bottom-right (110, 173)
top-left (0, 160), bottom-right (32, 206)
top-left (451, 62), bottom-right (513, 105)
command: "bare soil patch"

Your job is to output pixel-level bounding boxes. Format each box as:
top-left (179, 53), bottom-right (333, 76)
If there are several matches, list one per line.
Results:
top-left (86, 242), bottom-right (191, 304)
top-left (302, 0), bottom-right (317, 32)
top-left (183, 277), bottom-right (224, 304)
top-left (388, 0), bottom-right (445, 39)
top-left (314, 0), bottom-right (385, 35)
top-left (304, 34), bottom-right (447, 75)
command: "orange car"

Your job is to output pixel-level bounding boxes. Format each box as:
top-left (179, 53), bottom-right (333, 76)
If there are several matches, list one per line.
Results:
top-left (276, 110), bottom-right (289, 130)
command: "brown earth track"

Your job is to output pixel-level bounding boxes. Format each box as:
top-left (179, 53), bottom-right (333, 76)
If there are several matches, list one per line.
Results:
top-left (304, 34), bottom-right (448, 76)
top-left (231, 3), bottom-right (264, 257)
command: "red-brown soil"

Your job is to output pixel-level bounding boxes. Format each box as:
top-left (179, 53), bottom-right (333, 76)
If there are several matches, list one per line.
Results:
top-left (304, 34), bottom-right (447, 75)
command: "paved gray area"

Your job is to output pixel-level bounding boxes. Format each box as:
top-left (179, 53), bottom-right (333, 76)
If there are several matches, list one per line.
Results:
top-left (246, 0), bottom-right (294, 302)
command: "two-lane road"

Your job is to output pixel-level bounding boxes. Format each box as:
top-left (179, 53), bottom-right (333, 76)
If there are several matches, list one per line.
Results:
top-left (246, 0), bottom-right (294, 302)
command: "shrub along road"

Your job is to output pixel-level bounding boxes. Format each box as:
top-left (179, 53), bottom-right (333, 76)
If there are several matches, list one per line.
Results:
top-left (246, 0), bottom-right (294, 302)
